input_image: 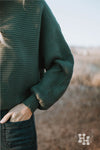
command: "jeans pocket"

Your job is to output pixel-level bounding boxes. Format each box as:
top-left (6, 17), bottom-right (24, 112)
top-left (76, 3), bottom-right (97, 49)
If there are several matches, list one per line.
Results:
top-left (4, 114), bottom-right (33, 128)
top-left (4, 114), bottom-right (37, 149)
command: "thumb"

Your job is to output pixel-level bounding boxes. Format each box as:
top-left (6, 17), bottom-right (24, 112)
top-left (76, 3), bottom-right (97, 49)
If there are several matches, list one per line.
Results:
top-left (0, 112), bottom-right (12, 124)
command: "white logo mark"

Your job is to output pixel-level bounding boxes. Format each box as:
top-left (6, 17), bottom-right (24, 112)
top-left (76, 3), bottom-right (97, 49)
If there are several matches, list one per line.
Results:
top-left (78, 133), bottom-right (90, 145)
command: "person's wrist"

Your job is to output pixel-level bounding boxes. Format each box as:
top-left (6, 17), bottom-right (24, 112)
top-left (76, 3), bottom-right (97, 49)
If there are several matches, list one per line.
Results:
top-left (22, 94), bottom-right (39, 113)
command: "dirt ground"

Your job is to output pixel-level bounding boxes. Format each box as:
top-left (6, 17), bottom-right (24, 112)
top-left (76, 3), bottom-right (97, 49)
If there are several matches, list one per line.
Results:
top-left (35, 47), bottom-right (100, 150)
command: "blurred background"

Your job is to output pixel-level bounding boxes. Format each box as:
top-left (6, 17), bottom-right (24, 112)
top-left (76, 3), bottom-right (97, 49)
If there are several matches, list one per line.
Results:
top-left (35, 0), bottom-right (100, 149)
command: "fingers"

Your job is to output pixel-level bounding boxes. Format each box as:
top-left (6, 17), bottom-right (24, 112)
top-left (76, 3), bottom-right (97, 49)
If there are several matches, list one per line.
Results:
top-left (0, 112), bottom-right (12, 124)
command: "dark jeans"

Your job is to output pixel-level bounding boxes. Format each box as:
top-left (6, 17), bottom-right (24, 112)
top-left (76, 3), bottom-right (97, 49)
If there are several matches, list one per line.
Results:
top-left (0, 109), bottom-right (37, 150)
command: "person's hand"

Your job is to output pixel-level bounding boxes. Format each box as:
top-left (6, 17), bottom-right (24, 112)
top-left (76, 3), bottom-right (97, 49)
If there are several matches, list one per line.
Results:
top-left (0, 103), bottom-right (32, 124)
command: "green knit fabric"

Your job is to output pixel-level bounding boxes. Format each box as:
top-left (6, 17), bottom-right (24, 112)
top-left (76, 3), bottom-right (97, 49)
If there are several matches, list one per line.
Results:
top-left (0, 0), bottom-right (74, 113)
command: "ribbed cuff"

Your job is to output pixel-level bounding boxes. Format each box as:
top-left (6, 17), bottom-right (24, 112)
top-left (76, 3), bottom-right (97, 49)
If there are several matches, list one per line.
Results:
top-left (22, 94), bottom-right (39, 113)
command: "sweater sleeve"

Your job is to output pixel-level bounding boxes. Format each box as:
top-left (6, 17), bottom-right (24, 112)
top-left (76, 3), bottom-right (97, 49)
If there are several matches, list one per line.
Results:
top-left (22, 0), bottom-right (74, 113)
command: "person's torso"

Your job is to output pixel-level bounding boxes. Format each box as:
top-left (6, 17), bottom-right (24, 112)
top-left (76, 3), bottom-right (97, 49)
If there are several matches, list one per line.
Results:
top-left (0, 0), bottom-right (44, 110)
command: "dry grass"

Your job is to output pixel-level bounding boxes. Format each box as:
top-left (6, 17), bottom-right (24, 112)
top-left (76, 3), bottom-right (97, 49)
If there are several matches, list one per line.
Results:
top-left (92, 73), bottom-right (100, 87)
top-left (35, 47), bottom-right (100, 150)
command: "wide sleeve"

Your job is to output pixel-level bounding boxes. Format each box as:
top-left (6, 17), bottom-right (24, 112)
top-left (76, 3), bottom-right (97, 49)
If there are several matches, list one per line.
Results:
top-left (23, 0), bottom-right (74, 113)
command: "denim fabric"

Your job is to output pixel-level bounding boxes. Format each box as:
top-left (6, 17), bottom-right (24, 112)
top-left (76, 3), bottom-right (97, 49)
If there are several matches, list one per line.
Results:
top-left (0, 109), bottom-right (37, 150)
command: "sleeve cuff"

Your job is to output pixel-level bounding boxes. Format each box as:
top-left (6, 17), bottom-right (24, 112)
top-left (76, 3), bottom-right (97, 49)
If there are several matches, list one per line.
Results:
top-left (22, 94), bottom-right (39, 113)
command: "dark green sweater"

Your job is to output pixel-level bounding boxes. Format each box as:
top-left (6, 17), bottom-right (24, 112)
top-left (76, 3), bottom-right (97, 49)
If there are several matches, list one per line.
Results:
top-left (0, 0), bottom-right (74, 113)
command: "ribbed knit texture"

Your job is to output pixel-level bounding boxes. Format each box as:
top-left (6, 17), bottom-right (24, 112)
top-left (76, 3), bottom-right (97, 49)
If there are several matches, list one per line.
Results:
top-left (0, 0), bottom-right (74, 113)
